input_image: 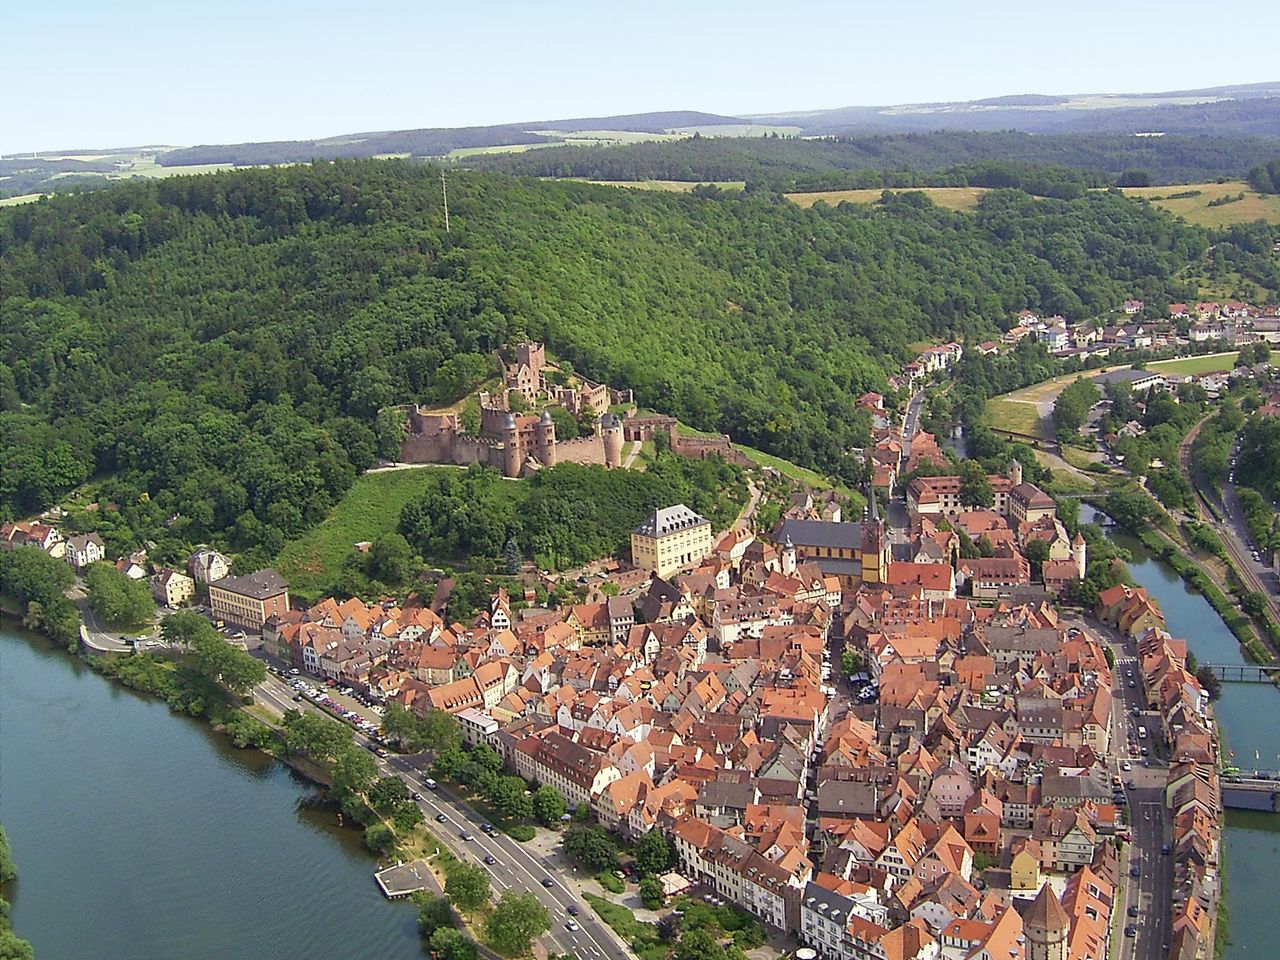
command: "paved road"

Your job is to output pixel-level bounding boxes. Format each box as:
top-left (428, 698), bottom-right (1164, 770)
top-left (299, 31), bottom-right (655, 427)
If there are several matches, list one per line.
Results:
top-left (388, 758), bottom-right (623, 960)
top-left (901, 390), bottom-right (925, 459)
top-left (1085, 619), bottom-right (1172, 960)
top-left (734, 478), bottom-right (761, 531)
top-left (71, 589), bottom-right (138, 653)
top-left (252, 673), bottom-right (623, 959)
top-left (1179, 418), bottom-right (1280, 619)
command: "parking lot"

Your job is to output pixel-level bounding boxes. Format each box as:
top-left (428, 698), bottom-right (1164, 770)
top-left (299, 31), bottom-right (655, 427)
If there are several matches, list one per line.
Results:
top-left (271, 666), bottom-right (386, 735)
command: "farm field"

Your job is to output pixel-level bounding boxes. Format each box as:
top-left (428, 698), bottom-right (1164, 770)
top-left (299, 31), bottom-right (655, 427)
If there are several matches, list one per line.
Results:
top-left (581, 179), bottom-right (745, 192)
top-left (1146, 352), bottom-right (1240, 376)
top-left (275, 467), bottom-right (455, 601)
top-left (1120, 181), bottom-right (1280, 227)
top-left (785, 186), bottom-right (990, 210)
top-left (985, 396), bottom-right (1050, 438)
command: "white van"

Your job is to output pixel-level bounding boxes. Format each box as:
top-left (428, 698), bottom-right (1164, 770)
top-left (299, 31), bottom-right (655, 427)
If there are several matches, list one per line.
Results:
top-left (424, 778), bottom-right (438, 790)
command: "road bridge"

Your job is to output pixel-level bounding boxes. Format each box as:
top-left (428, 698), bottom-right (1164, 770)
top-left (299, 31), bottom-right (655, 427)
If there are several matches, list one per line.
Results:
top-left (1202, 662), bottom-right (1280, 683)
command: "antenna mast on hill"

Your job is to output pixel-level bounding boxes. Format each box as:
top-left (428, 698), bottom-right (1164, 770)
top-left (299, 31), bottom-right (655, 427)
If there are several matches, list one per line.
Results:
top-left (440, 173), bottom-right (450, 233)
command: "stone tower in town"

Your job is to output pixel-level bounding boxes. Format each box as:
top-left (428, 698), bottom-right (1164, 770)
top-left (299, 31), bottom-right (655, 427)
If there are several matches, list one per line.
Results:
top-left (601, 413), bottom-right (624, 469)
top-left (1008, 458), bottom-right (1024, 487)
top-left (502, 413), bottom-right (522, 478)
top-left (1024, 882), bottom-right (1069, 960)
top-left (782, 536), bottom-right (797, 576)
top-left (1072, 531), bottom-right (1087, 579)
top-left (536, 409), bottom-right (557, 467)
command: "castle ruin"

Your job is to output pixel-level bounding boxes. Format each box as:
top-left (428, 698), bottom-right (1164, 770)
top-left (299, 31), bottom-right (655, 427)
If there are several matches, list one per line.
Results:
top-left (398, 342), bottom-right (750, 478)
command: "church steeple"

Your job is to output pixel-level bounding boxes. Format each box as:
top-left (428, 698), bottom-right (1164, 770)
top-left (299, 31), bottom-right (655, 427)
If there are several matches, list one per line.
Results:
top-left (860, 478), bottom-right (889, 586)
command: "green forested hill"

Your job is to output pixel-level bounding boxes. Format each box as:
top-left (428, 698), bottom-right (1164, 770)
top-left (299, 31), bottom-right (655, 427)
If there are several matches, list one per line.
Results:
top-left (0, 160), bottom-right (1207, 564)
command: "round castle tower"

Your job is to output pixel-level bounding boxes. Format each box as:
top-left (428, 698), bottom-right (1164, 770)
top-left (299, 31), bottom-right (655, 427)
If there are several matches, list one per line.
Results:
top-left (601, 413), bottom-right (624, 468)
top-left (1024, 883), bottom-right (1069, 960)
top-left (1008, 458), bottom-right (1024, 487)
top-left (782, 536), bottom-right (797, 576)
top-left (536, 409), bottom-right (557, 467)
top-left (502, 413), bottom-right (522, 478)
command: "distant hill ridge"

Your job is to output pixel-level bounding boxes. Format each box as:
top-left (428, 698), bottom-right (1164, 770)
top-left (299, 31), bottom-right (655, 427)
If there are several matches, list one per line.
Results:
top-left (143, 82), bottom-right (1280, 168)
top-left (156, 111), bottom-right (745, 167)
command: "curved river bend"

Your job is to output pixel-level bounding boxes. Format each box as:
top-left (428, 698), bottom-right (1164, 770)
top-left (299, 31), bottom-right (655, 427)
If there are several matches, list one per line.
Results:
top-left (0, 625), bottom-right (421, 960)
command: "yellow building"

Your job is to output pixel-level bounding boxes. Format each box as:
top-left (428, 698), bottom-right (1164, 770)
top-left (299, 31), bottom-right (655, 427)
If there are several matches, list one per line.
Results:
top-left (208, 568), bottom-right (291, 629)
top-left (1010, 841), bottom-right (1042, 891)
top-left (632, 504), bottom-right (713, 579)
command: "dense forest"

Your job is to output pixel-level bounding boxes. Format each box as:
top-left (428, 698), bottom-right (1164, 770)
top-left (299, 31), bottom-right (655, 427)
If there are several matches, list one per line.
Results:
top-left (1247, 158), bottom-right (1280, 193)
top-left (463, 132), bottom-right (1280, 192)
top-left (398, 454), bottom-right (746, 573)
top-left (0, 159), bottom-right (1212, 565)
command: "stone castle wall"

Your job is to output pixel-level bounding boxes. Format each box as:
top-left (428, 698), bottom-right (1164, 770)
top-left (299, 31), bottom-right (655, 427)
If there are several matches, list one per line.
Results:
top-left (672, 434), bottom-right (754, 469)
top-left (554, 434), bottom-right (608, 466)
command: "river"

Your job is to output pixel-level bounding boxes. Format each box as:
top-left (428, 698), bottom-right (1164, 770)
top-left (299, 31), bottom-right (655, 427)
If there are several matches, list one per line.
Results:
top-left (1087, 508), bottom-right (1280, 958)
top-left (0, 622), bottom-right (422, 960)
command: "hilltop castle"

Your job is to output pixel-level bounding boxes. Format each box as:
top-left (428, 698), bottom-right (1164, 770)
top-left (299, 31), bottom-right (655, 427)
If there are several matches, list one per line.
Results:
top-left (399, 342), bottom-right (749, 478)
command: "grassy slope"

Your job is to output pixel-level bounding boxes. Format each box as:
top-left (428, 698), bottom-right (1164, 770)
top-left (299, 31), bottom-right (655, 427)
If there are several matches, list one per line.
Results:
top-left (275, 467), bottom-right (455, 598)
top-left (787, 180), bottom-right (1280, 225)
top-left (1121, 181), bottom-right (1280, 227)
top-left (674, 422), bottom-right (850, 494)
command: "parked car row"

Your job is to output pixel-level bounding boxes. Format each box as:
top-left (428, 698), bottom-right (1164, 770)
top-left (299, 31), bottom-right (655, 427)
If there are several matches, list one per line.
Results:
top-left (286, 677), bottom-right (383, 738)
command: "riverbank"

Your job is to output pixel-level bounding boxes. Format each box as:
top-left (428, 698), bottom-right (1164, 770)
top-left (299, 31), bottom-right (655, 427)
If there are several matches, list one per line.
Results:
top-left (1089, 509), bottom-right (1280, 959)
top-left (1083, 490), bottom-right (1279, 665)
top-left (0, 621), bottom-right (424, 960)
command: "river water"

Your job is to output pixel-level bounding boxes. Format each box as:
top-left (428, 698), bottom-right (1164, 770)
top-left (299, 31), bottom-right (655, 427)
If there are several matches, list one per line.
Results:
top-left (0, 623), bottom-right (422, 960)
top-left (1087, 509), bottom-right (1280, 958)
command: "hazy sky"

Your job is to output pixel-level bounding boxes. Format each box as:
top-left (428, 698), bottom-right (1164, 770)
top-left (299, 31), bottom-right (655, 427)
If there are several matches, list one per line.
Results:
top-left (4, 0), bottom-right (1277, 153)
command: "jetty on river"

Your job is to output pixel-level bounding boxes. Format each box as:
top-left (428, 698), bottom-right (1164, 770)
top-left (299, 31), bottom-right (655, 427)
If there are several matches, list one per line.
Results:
top-left (375, 860), bottom-right (435, 899)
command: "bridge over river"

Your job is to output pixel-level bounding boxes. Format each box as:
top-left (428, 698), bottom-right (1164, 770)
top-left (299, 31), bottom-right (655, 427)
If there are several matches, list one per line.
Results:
top-left (1202, 662), bottom-right (1280, 683)
top-left (1221, 772), bottom-right (1280, 812)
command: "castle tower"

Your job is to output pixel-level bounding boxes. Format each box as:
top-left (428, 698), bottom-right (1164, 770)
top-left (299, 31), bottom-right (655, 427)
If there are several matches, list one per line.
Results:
top-left (601, 413), bottom-right (624, 469)
top-left (516, 341), bottom-right (545, 379)
top-left (1024, 882), bottom-right (1069, 960)
top-left (1008, 458), bottom-right (1024, 488)
top-left (782, 536), bottom-right (797, 576)
top-left (502, 413), bottom-right (522, 478)
top-left (1072, 531), bottom-right (1087, 579)
top-left (536, 409), bottom-right (557, 467)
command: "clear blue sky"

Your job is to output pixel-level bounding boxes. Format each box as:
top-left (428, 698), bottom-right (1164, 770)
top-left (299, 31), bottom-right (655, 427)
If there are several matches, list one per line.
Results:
top-left (4, 0), bottom-right (1276, 153)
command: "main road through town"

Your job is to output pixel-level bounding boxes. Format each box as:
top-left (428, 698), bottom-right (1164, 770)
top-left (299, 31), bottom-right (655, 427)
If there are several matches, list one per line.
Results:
top-left (254, 674), bottom-right (624, 960)
top-left (1077, 617), bottom-right (1172, 960)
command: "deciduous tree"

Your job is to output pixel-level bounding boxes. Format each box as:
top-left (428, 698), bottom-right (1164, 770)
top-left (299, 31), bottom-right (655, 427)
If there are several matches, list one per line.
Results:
top-left (485, 891), bottom-right (550, 955)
